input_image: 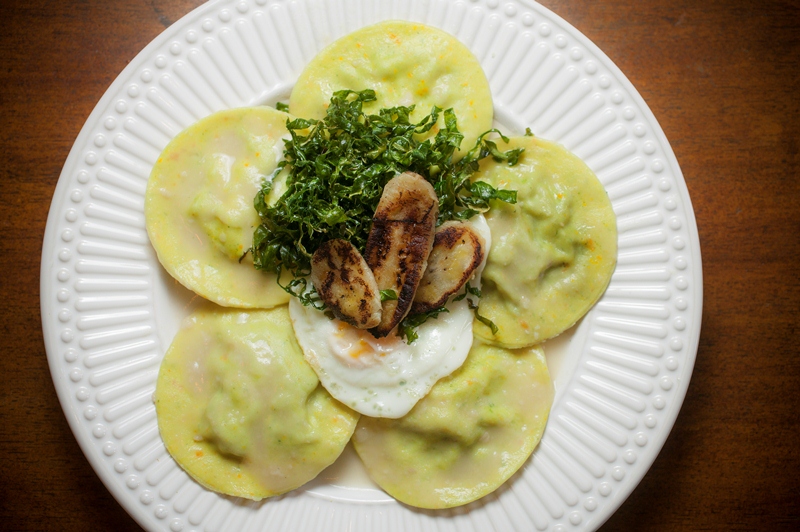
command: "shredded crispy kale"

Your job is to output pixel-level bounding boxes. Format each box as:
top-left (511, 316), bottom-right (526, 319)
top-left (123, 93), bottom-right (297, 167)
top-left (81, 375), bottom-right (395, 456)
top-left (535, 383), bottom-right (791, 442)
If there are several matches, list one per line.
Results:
top-left (251, 89), bottom-right (522, 336)
top-left (453, 281), bottom-right (498, 335)
top-left (398, 307), bottom-right (450, 344)
top-left (379, 289), bottom-right (398, 302)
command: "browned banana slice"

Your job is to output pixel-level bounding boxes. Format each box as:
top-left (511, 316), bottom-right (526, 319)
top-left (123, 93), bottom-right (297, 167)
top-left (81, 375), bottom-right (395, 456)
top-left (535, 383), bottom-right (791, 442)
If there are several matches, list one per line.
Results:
top-left (311, 239), bottom-right (382, 329)
top-left (365, 172), bottom-right (438, 337)
top-left (411, 221), bottom-right (486, 315)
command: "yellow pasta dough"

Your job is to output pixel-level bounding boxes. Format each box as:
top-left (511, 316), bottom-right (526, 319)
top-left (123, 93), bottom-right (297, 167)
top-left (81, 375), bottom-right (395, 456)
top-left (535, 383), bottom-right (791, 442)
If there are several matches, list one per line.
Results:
top-left (145, 106), bottom-right (291, 308)
top-left (289, 20), bottom-right (493, 158)
top-left (155, 305), bottom-right (359, 500)
top-left (473, 135), bottom-right (617, 347)
top-left (352, 341), bottom-right (553, 509)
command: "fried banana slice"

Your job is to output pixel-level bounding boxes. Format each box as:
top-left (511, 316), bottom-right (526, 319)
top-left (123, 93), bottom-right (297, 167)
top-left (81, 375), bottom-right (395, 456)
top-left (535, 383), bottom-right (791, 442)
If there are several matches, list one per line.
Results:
top-left (411, 221), bottom-right (486, 315)
top-left (311, 239), bottom-right (382, 329)
top-left (365, 172), bottom-right (438, 337)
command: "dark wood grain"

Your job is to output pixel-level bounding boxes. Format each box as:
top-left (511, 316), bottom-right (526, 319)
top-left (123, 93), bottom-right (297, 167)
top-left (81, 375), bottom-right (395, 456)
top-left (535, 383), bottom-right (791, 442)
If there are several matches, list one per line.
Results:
top-left (2, 0), bottom-right (798, 530)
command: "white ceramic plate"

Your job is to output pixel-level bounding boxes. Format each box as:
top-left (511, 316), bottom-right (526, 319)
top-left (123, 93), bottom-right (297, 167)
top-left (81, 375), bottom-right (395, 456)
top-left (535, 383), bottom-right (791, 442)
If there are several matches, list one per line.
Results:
top-left (41, 1), bottom-right (702, 530)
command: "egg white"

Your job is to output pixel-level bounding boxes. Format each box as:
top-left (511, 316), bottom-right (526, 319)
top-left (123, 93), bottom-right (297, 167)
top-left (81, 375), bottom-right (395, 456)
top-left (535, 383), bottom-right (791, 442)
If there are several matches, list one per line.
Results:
top-left (289, 215), bottom-right (491, 419)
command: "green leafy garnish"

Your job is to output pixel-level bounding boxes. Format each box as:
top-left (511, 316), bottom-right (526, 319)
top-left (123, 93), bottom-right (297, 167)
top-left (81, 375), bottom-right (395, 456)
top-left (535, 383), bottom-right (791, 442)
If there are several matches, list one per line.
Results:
top-left (379, 289), bottom-right (398, 302)
top-left (467, 298), bottom-right (498, 335)
top-left (396, 281), bottom-right (498, 341)
top-left (398, 307), bottom-right (450, 343)
top-left (252, 89), bottom-right (519, 286)
top-left (454, 281), bottom-right (499, 335)
top-left (251, 89), bottom-right (520, 338)
top-left (275, 101), bottom-right (290, 112)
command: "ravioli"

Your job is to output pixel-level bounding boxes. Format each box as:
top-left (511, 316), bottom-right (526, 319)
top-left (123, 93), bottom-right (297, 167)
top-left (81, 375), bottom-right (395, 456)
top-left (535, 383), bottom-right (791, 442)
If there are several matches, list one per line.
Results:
top-left (154, 306), bottom-right (359, 500)
top-left (473, 136), bottom-right (617, 347)
top-left (352, 341), bottom-right (553, 509)
top-left (289, 20), bottom-right (493, 158)
top-left (145, 107), bottom-right (290, 308)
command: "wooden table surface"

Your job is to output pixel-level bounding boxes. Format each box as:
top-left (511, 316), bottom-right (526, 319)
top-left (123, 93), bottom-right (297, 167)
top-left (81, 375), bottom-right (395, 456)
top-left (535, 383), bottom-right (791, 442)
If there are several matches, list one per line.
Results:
top-left (2, 0), bottom-right (798, 530)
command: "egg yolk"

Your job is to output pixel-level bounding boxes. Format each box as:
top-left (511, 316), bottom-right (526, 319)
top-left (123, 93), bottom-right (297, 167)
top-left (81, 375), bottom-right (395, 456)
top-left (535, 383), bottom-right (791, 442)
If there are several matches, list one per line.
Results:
top-left (328, 322), bottom-right (403, 368)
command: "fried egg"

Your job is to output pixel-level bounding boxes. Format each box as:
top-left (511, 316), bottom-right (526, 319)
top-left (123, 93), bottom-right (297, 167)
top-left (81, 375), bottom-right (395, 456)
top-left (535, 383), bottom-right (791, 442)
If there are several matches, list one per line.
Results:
top-left (289, 215), bottom-right (491, 419)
